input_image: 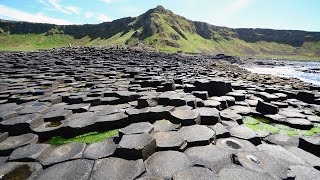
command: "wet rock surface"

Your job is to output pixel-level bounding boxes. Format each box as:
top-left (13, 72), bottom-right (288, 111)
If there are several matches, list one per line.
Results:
top-left (0, 47), bottom-right (320, 179)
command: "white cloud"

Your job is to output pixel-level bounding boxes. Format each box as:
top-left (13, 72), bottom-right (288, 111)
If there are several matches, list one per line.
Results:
top-left (98, 14), bottom-right (112, 22)
top-left (65, 6), bottom-right (80, 14)
top-left (0, 4), bottom-right (73, 25)
top-left (40, 0), bottom-right (80, 14)
top-left (85, 12), bottom-right (95, 19)
top-left (101, 0), bottom-right (122, 3)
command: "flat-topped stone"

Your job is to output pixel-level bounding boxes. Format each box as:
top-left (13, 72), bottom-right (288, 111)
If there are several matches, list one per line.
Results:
top-left (0, 133), bottom-right (38, 156)
top-left (119, 122), bottom-right (154, 136)
top-left (218, 167), bottom-right (274, 180)
top-left (170, 109), bottom-right (200, 126)
top-left (40, 142), bottom-right (86, 166)
top-left (285, 118), bottom-right (313, 130)
top-left (152, 131), bottom-right (186, 151)
top-left (43, 110), bottom-right (72, 122)
top-left (153, 120), bottom-right (180, 132)
top-left (83, 138), bottom-right (118, 160)
top-left (178, 125), bottom-right (214, 147)
top-left (35, 159), bottom-right (93, 180)
top-left (0, 162), bottom-right (42, 180)
top-left (117, 133), bottom-right (156, 160)
top-left (9, 143), bottom-right (52, 162)
top-left (91, 157), bottom-right (145, 180)
top-left (145, 151), bottom-right (192, 179)
top-left (193, 107), bottom-right (220, 125)
top-left (229, 125), bottom-right (260, 145)
top-left (173, 167), bottom-right (218, 180)
top-left (216, 137), bottom-right (257, 152)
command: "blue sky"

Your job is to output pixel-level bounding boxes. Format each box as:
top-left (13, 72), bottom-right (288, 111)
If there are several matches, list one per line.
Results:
top-left (0, 0), bottom-right (319, 31)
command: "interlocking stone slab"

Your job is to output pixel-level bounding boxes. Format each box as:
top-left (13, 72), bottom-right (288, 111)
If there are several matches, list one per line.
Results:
top-left (216, 137), bottom-right (257, 152)
top-left (43, 110), bottom-right (73, 122)
top-left (170, 109), bottom-right (200, 126)
top-left (229, 125), bottom-right (260, 145)
top-left (172, 167), bottom-right (218, 180)
top-left (184, 145), bottom-right (233, 173)
top-left (193, 107), bottom-right (220, 125)
top-left (218, 167), bottom-right (274, 180)
top-left (220, 110), bottom-right (242, 122)
top-left (191, 91), bottom-right (208, 100)
top-left (153, 120), bottom-right (180, 132)
top-left (145, 151), bottom-right (192, 179)
top-left (91, 157), bottom-right (145, 180)
top-left (35, 159), bottom-right (94, 180)
top-left (232, 151), bottom-right (288, 179)
top-left (287, 165), bottom-right (320, 180)
top-left (0, 132), bottom-right (8, 143)
top-left (19, 102), bottom-right (51, 115)
top-left (0, 111), bottom-right (18, 121)
top-left (0, 162), bottom-right (42, 180)
top-left (265, 134), bottom-right (299, 147)
top-left (227, 92), bottom-right (245, 101)
top-left (229, 105), bottom-right (253, 115)
top-left (117, 133), bottom-right (156, 160)
top-left (95, 112), bottom-right (128, 130)
top-left (0, 133), bottom-right (38, 156)
top-left (203, 100), bottom-right (221, 109)
top-left (95, 107), bottom-right (119, 116)
top-left (0, 113), bottom-right (43, 135)
top-left (119, 122), bottom-right (154, 136)
top-left (65, 103), bottom-right (91, 113)
top-left (256, 100), bottom-right (279, 114)
top-left (257, 144), bottom-right (306, 166)
top-left (138, 96), bottom-right (159, 108)
top-left (285, 118), bottom-right (313, 130)
top-left (178, 125), bottom-right (214, 147)
top-left (32, 120), bottom-right (66, 140)
top-left (40, 142), bottom-right (86, 167)
top-left (299, 136), bottom-right (320, 157)
top-left (126, 107), bottom-right (150, 123)
top-left (287, 147), bottom-right (320, 168)
top-left (9, 143), bottom-right (52, 162)
top-left (152, 131), bottom-right (186, 151)
top-left (83, 138), bottom-right (118, 160)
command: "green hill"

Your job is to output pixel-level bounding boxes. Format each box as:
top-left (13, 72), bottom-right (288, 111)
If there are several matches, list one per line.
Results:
top-left (1, 6), bottom-right (320, 60)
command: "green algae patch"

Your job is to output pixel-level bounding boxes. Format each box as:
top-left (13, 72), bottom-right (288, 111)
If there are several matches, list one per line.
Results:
top-left (243, 116), bottom-right (320, 137)
top-left (47, 129), bottom-right (119, 146)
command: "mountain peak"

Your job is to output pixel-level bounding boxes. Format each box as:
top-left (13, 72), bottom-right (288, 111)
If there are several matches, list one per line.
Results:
top-left (152, 5), bottom-right (168, 14)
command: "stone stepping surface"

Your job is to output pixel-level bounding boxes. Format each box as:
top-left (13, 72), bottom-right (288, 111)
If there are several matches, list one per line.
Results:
top-left (0, 47), bottom-right (320, 179)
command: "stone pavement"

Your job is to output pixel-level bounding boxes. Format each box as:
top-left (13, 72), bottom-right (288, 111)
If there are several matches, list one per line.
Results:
top-left (0, 47), bottom-right (319, 179)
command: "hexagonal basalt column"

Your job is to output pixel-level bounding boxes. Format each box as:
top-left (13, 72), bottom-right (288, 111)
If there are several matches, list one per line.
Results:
top-left (116, 133), bottom-right (156, 160)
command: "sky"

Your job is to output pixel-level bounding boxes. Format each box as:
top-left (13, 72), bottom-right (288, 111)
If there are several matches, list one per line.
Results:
top-left (0, 0), bottom-right (319, 31)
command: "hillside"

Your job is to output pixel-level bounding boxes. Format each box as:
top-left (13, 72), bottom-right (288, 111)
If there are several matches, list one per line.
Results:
top-left (1, 5), bottom-right (320, 59)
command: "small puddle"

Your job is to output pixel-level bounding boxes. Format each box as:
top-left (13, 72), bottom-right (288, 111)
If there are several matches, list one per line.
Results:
top-left (225, 140), bottom-right (241, 149)
top-left (45, 121), bottom-right (62, 128)
top-left (1, 165), bottom-right (32, 180)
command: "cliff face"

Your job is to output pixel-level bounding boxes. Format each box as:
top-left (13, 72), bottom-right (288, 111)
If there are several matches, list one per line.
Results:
top-left (1, 5), bottom-right (320, 57)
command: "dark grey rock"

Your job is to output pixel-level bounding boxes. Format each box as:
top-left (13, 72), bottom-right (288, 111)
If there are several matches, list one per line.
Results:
top-left (65, 103), bottom-right (91, 113)
top-left (185, 145), bottom-right (233, 173)
top-left (126, 107), bottom-right (150, 123)
top-left (172, 167), bottom-right (218, 180)
top-left (193, 107), bottom-right (220, 125)
top-left (117, 133), bottom-right (156, 160)
top-left (256, 100), bottom-right (279, 114)
top-left (83, 138), bottom-right (118, 160)
top-left (9, 143), bottom-right (52, 162)
top-left (0, 133), bottom-right (38, 156)
top-left (0, 111), bottom-right (18, 121)
top-left (232, 151), bottom-right (288, 179)
top-left (153, 120), bottom-right (180, 132)
top-left (257, 144), bottom-right (306, 165)
top-left (285, 118), bottom-right (313, 130)
top-left (287, 147), bottom-right (320, 168)
top-left (95, 107), bottom-right (119, 116)
top-left (287, 165), bottom-right (320, 180)
top-left (170, 109), bottom-right (200, 126)
top-left (0, 162), bottom-right (42, 180)
top-left (91, 157), bottom-right (145, 180)
top-left (220, 110), bottom-right (242, 122)
top-left (218, 167), bottom-right (275, 180)
top-left (203, 100), bottom-right (221, 109)
top-left (35, 159), bottom-right (93, 180)
top-left (299, 136), bottom-right (320, 157)
top-left (178, 125), bottom-right (214, 147)
top-left (152, 131), bottom-right (186, 151)
top-left (119, 122), bottom-right (154, 136)
top-left (43, 110), bottom-right (72, 122)
top-left (145, 151), bottom-right (192, 179)
top-left (19, 102), bottom-right (51, 115)
top-left (0, 132), bottom-right (8, 143)
top-left (0, 113), bottom-right (43, 135)
top-left (229, 125), bottom-right (260, 145)
top-left (40, 143), bottom-right (86, 166)
top-left (265, 134), bottom-right (299, 147)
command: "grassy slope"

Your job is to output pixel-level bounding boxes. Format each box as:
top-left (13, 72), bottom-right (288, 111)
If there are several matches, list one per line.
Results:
top-left (1, 32), bottom-right (320, 60)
